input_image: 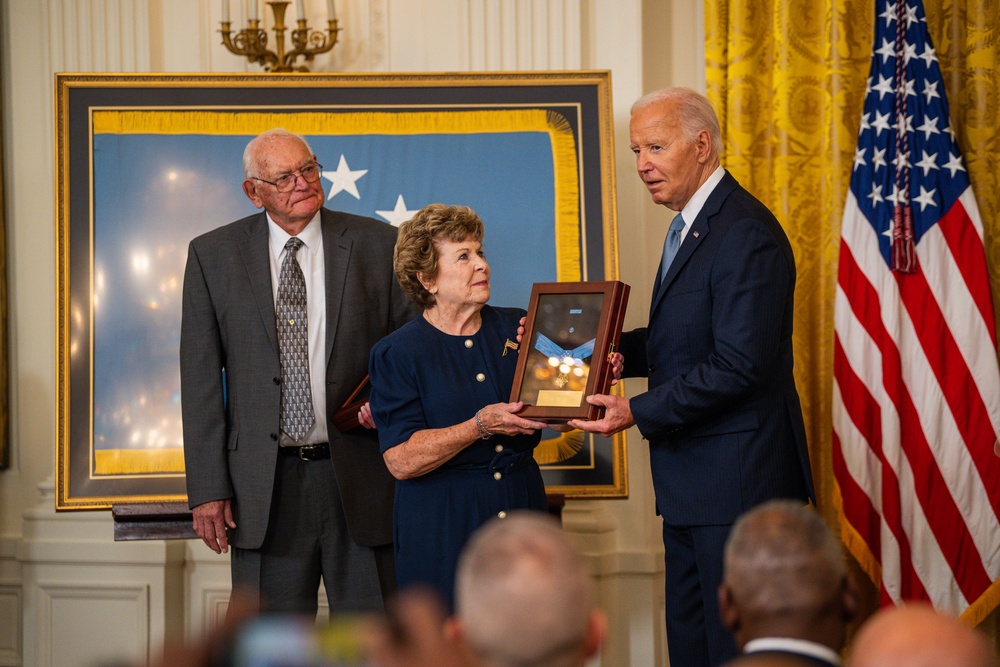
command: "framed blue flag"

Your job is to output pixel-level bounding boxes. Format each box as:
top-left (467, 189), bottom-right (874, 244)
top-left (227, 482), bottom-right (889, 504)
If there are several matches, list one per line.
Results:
top-left (55, 72), bottom-right (625, 509)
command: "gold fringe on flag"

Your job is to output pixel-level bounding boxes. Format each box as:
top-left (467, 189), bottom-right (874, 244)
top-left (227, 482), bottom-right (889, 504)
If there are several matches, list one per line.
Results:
top-left (533, 429), bottom-right (586, 464)
top-left (831, 480), bottom-right (882, 586)
top-left (93, 108), bottom-right (581, 281)
top-left (94, 448), bottom-right (186, 475)
top-left (545, 111), bottom-right (582, 281)
top-left (964, 579), bottom-right (1000, 628)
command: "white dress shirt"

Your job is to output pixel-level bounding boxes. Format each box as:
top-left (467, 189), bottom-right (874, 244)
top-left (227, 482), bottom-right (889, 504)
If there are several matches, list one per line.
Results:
top-left (744, 637), bottom-right (842, 666)
top-left (676, 165), bottom-right (726, 242)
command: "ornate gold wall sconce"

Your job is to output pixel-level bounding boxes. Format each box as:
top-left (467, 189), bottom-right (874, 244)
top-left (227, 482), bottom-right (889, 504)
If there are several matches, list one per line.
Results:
top-left (220, 1), bottom-right (340, 72)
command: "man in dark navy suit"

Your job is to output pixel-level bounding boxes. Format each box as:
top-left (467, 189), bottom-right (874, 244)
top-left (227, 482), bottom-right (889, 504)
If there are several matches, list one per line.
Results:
top-left (569, 88), bottom-right (815, 666)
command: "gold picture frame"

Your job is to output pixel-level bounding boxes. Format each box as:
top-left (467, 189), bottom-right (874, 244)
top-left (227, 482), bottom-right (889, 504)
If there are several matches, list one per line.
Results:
top-left (55, 71), bottom-right (626, 508)
top-left (0, 36), bottom-right (8, 471)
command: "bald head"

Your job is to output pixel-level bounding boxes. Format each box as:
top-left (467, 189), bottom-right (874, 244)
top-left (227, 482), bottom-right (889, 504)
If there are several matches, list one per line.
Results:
top-left (242, 127), bottom-right (314, 180)
top-left (724, 500), bottom-right (845, 617)
top-left (453, 512), bottom-right (605, 667)
top-left (719, 500), bottom-right (855, 652)
top-left (850, 604), bottom-right (995, 667)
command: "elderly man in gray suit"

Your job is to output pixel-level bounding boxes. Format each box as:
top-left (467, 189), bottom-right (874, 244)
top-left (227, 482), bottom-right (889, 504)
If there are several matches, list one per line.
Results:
top-left (180, 128), bottom-right (419, 615)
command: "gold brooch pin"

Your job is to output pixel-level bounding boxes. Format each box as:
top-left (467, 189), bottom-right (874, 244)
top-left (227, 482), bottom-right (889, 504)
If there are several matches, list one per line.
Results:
top-left (502, 339), bottom-right (519, 356)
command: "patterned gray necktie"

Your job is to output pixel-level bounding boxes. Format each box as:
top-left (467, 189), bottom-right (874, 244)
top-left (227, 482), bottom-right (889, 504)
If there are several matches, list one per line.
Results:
top-left (659, 213), bottom-right (686, 286)
top-left (277, 237), bottom-right (315, 441)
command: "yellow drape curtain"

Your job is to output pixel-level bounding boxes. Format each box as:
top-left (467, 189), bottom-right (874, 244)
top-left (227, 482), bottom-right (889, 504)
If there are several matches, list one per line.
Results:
top-left (704, 0), bottom-right (1000, 644)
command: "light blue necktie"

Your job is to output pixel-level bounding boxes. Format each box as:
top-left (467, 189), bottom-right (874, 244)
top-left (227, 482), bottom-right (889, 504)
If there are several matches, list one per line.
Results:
top-left (659, 213), bottom-right (685, 285)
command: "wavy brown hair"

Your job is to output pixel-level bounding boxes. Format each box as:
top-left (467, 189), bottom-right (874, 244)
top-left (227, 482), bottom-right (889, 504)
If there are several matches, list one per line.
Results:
top-left (394, 203), bottom-right (485, 309)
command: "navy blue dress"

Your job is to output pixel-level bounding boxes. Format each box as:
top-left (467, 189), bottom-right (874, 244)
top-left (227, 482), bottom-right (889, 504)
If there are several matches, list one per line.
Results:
top-left (368, 305), bottom-right (546, 607)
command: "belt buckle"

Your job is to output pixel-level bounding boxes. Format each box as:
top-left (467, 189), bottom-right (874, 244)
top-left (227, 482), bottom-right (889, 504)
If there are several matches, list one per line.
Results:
top-left (298, 445), bottom-right (319, 461)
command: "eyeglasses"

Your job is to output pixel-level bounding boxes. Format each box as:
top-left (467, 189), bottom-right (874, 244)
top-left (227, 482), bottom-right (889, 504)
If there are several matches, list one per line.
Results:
top-left (252, 162), bottom-right (324, 193)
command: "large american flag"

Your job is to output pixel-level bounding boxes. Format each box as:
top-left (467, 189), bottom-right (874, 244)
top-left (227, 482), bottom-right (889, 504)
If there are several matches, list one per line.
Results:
top-left (832, 0), bottom-right (1000, 622)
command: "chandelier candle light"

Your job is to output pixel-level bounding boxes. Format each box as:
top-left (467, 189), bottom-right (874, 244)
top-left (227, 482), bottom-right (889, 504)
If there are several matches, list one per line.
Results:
top-left (220, 0), bottom-right (340, 72)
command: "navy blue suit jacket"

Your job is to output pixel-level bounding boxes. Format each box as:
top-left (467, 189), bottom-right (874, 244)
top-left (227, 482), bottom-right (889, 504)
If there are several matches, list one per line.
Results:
top-left (620, 171), bottom-right (815, 525)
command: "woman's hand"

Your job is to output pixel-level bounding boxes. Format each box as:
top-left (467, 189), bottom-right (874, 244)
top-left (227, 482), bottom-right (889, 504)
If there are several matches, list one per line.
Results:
top-left (476, 401), bottom-right (547, 437)
top-left (383, 402), bottom-right (546, 480)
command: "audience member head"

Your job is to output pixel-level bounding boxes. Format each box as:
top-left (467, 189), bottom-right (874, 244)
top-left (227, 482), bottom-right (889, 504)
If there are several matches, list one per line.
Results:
top-left (849, 603), bottom-right (995, 667)
top-left (145, 592), bottom-right (259, 667)
top-left (718, 500), bottom-right (857, 653)
top-left (450, 511), bottom-right (606, 667)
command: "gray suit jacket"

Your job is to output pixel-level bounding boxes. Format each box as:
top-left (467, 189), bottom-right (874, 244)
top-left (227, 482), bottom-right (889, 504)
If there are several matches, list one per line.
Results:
top-left (180, 208), bottom-right (419, 550)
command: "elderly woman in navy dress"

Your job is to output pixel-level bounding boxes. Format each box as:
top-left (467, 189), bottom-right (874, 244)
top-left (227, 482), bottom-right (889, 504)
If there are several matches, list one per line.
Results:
top-left (366, 203), bottom-right (550, 607)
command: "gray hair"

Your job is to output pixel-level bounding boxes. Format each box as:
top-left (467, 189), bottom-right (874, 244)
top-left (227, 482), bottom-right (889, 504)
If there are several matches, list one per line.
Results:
top-left (455, 512), bottom-right (595, 667)
top-left (724, 500), bottom-right (845, 615)
top-left (242, 128), bottom-right (314, 179)
top-left (632, 87), bottom-right (723, 158)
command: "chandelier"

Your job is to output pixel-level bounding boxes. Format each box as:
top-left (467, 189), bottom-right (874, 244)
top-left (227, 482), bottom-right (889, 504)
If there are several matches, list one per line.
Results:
top-left (220, 1), bottom-right (340, 72)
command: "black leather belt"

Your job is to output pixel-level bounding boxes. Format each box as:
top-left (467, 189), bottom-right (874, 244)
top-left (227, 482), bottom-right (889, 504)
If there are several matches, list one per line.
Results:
top-left (279, 442), bottom-right (330, 461)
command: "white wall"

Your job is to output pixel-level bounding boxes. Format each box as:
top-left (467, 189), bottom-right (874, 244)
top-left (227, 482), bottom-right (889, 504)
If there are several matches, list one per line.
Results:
top-left (0, 1), bottom-right (702, 664)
